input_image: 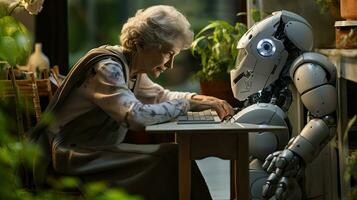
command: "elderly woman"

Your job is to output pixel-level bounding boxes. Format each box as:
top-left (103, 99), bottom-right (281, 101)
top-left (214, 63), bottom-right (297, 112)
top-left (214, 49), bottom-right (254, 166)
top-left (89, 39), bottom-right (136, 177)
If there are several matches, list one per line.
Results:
top-left (34, 5), bottom-right (234, 200)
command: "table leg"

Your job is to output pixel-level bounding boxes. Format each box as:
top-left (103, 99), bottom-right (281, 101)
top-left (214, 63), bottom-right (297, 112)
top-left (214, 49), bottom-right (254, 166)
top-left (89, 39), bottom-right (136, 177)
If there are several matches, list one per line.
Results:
top-left (230, 160), bottom-right (237, 200)
top-left (177, 134), bottom-right (191, 200)
top-left (236, 134), bottom-right (249, 200)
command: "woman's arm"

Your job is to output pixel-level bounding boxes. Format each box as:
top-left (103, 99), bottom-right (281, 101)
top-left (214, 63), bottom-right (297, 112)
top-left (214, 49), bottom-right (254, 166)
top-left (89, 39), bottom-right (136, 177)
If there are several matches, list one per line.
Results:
top-left (135, 74), bottom-right (195, 104)
top-left (80, 59), bottom-right (190, 130)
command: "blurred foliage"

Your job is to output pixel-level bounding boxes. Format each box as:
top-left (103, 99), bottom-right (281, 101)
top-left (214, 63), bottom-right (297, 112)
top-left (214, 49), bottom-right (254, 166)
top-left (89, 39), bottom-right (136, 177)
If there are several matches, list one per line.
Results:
top-left (191, 19), bottom-right (247, 81)
top-left (0, 16), bottom-right (32, 67)
top-left (249, 8), bottom-right (261, 23)
top-left (313, 0), bottom-right (340, 14)
top-left (344, 115), bottom-right (357, 199)
top-left (0, 89), bottom-right (142, 199)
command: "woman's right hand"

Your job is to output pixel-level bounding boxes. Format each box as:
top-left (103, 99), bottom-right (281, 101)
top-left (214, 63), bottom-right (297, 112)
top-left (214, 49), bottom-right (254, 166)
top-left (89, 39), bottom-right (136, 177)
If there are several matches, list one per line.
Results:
top-left (188, 95), bottom-right (234, 120)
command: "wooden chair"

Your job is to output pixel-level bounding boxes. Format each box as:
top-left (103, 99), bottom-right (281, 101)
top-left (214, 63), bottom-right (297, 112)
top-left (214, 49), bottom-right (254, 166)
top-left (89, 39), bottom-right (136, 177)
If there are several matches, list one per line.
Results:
top-left (36, 69), bottom-right (53, 100)
top-left (0, 68), bottom-right (42, 137)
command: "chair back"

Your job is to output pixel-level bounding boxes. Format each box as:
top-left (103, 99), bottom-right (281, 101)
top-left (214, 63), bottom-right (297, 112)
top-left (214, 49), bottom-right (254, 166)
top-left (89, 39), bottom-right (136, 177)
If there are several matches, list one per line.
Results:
top-left (36, 69), bottom-right (53, 100)
top-left (0, 69), bottom-right (42, 137)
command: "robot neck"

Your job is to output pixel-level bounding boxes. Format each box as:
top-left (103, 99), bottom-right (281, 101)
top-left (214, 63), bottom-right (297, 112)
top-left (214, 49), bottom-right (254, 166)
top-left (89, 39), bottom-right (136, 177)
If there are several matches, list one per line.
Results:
top-left (242, 76), bottom-right (292, 112)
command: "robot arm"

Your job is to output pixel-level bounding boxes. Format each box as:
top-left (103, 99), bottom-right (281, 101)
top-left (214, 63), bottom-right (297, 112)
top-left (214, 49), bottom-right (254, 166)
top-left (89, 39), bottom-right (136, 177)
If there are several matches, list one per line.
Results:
top-left (288, 52), bottom-right (337, 162)
top-left (262, 53), bottom-right (337, 199)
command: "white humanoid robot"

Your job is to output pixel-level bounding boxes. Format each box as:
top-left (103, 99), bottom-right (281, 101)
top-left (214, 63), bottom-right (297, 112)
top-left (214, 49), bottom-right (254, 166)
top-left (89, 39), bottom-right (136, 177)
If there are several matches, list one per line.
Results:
top-left (229, 10), bottom-right (337, 200)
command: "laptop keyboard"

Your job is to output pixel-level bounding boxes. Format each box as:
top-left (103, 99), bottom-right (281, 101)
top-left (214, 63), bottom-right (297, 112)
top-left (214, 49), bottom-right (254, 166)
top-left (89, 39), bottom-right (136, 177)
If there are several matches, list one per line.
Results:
top-left (177, 110), bottom-right (220, 124)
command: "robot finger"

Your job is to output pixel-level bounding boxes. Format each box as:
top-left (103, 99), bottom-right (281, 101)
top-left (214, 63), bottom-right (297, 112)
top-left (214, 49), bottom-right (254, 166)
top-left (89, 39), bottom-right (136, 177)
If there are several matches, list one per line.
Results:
top-left (262, 172), bottom-right (280, 199)
top-left (275, 167), bottom-right (284, 177)
top-left (276, 150), bottom-right (294, 168)
top-left (275, 156), bottom-right (288, 169)
top-left (267, 156), bottom-right (278, 173)
top-left (276, 177), bottom-right (289, 200)
top-left (262, 154), bottom-right (274, 170)
top-left (263, 151), bottom-right (281, 170)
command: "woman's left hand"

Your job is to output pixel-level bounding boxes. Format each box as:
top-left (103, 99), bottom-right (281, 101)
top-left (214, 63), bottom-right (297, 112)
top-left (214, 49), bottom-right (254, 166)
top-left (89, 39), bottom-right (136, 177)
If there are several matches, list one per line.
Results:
top-left (189, 94), bottom-right (234, 120)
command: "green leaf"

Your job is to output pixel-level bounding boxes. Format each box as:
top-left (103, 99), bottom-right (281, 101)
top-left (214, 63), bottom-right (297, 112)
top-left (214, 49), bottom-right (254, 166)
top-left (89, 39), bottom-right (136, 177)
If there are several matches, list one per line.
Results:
top-left (98, 189), bottom-right (143, 200)
top-left (192, 18), bottom-right (247, 81)
top-left (250, 8), bottom-right (261, 22)
top-left (191, 35), bottom-right (207, 55)
top-left (0, 16), bottom-right (20, 36)
top-left (0, 6), bottom-right (7, 18)
top-left (55, 177), bottom-right (81, 189)
top-left (39, 112), bottom-right (56, 126)
top-left (0, 36), bottom-right (18, 66)
top-left (196, 20), bottom-right (233, 38)
top-left (235, 23), bottom-right (248, 38)
top-left (84, 182), bottom-right (107, 197)
top-left (236, 12), bottom-right (247, 17)
top-left (13, 31), bottom-right (32, 64)
top-left (0, 16), bottom-right (32, 66)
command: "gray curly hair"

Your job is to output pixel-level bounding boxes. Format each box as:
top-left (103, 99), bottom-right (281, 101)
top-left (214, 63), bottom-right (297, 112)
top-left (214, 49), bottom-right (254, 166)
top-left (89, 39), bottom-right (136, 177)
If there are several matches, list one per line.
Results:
top-left (120, 5), bottom-right (194, 52)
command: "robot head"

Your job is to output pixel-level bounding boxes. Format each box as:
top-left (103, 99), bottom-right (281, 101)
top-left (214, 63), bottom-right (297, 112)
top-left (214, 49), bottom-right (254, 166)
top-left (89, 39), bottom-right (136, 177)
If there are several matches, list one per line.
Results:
top-left (231, 10), bottom-right (313, 101)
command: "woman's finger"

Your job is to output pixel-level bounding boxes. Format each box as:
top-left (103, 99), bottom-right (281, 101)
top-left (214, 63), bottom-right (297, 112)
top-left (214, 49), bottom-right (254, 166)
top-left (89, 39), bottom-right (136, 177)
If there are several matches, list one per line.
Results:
top-left (210, 103), bottom-right (227, 119)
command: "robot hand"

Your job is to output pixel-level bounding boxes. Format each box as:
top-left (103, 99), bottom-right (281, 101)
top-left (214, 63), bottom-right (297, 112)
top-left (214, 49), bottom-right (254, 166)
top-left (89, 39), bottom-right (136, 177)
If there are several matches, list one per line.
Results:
top-left (261, 149), bottom-right (304, 200)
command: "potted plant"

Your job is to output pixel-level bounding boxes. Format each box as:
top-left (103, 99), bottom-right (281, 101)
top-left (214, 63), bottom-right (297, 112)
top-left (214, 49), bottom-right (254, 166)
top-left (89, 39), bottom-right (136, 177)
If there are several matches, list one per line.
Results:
top-left (314, 0), bottom-right (357, 49)
top-left (191, 17), bottom-right (248, 106)
top-left (0, 0), bottom-right (44, 74)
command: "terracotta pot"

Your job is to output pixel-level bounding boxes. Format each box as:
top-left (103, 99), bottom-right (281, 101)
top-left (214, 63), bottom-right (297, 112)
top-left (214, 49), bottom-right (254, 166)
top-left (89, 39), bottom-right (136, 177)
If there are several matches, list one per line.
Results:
top-left (200, 80), bottom-right (239, 107)
top-left (341, 0), bottom-right (357, 20)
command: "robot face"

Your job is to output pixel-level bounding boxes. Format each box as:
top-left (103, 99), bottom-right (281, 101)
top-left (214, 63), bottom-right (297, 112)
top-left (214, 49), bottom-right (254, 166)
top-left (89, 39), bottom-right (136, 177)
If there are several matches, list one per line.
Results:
top-left (230, 15), bottom-right (288, 101)
top-left (230, 10), bottom-right (312, 101)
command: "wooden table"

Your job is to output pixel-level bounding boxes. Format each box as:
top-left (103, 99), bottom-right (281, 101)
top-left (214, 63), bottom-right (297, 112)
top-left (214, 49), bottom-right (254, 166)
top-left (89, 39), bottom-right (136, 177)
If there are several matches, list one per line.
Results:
top-left (146, 122), bottom-right (287, 200)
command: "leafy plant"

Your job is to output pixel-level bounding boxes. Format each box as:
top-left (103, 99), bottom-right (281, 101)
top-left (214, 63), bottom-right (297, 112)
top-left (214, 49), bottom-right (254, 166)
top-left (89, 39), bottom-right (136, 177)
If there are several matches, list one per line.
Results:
top-left (250, 8), bottom-right (261, 23)
top-left (344, 115), bottom-right (357, 199)
top-left (0, 0), bottom-right (45, 68)
top-left (313, 0), bottom-right (340, 14)
top-left (191, 18), bottom-right (247, 81)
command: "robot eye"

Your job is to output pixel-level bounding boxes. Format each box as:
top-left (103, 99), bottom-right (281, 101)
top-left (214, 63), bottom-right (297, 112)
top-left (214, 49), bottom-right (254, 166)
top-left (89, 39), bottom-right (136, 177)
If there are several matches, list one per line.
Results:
top-left (257, 39), bottom-right (276, 57)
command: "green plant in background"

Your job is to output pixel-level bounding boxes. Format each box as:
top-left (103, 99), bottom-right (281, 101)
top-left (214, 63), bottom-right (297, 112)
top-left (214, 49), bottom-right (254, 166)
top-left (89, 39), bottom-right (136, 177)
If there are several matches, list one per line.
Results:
top-left (250, 8), bottom-right (261, 23)
top-left (0, 15), bottom-right (31, 67)
top-left (0, 0), bottom-right (45, 68)
top-left (313, 0), bottom-right (340, 14)
top-left (344, 115), bottom-right (357, 199)
top-left (191, 18), bottom-right (247, 81)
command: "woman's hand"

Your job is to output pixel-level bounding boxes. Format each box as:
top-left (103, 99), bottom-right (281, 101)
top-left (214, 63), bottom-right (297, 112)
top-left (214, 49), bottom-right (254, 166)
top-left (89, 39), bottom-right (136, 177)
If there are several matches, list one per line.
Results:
top-left (188, 95), bottom-right (234, 120)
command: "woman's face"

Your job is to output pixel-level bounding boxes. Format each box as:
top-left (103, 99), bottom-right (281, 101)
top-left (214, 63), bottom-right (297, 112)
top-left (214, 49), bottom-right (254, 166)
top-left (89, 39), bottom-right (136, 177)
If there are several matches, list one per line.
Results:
top-left (135, 43), bottom-right (180, 78)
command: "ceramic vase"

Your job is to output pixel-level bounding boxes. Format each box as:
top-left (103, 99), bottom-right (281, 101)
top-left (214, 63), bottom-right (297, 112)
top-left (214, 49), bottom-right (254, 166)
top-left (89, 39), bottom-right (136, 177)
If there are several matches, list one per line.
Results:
top-left (28, 43), bottom-right (49, 78)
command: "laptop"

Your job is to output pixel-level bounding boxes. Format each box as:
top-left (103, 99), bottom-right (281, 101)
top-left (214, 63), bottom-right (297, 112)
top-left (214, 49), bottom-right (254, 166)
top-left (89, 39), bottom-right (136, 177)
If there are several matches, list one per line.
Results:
top-left (177, 110), bottom-right (221, 124)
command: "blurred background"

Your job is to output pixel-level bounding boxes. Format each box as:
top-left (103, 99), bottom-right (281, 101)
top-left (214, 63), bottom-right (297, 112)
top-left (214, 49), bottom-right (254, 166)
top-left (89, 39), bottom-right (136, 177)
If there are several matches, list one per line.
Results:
top-left (67, 0), bottom-right (246, 92)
